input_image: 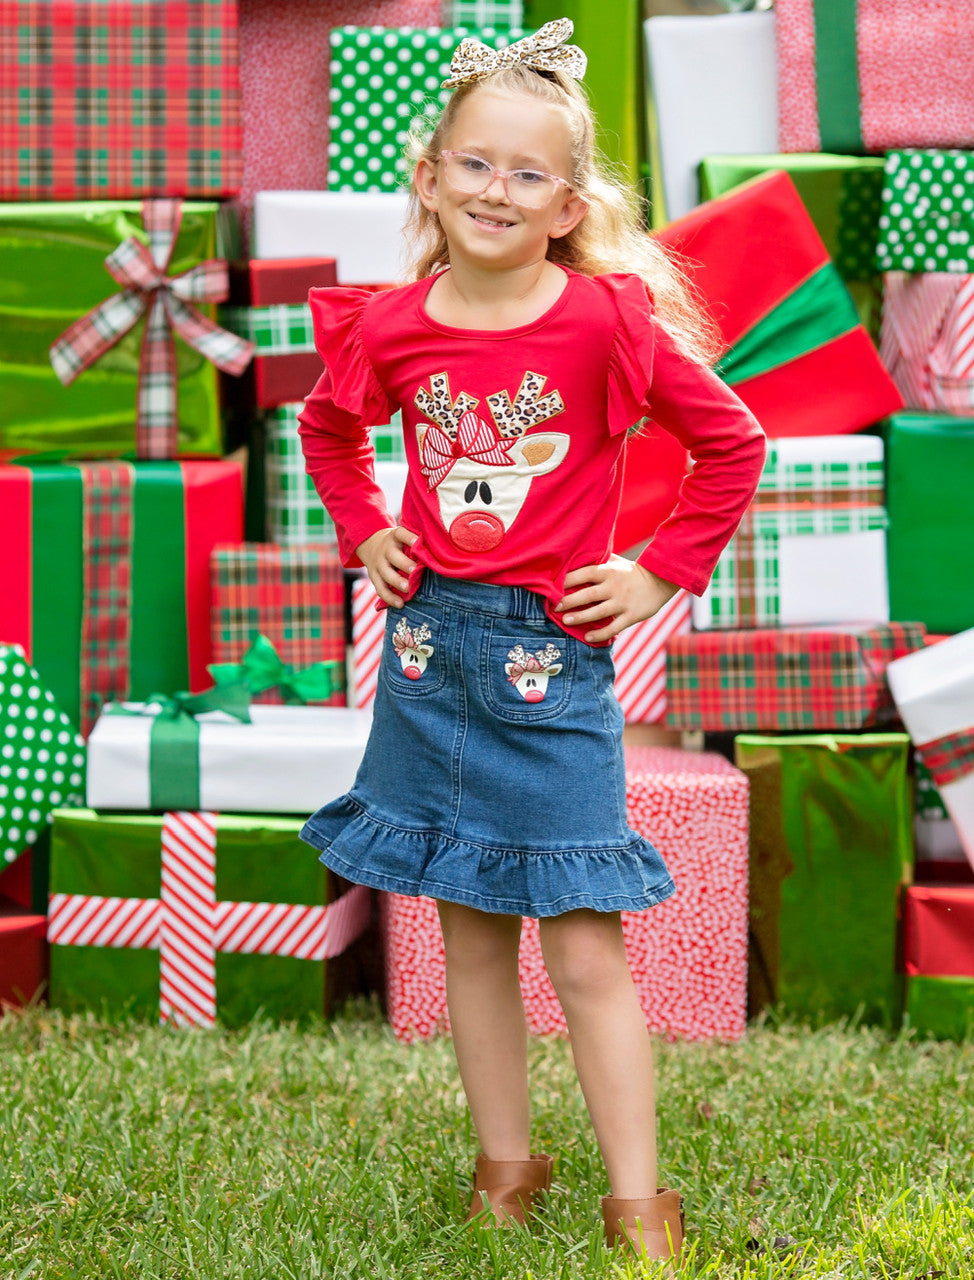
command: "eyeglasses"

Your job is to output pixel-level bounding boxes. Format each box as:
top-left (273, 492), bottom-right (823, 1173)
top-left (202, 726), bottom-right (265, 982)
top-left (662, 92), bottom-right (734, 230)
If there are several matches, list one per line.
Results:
top-left (439, 150), bottom-right (574, 210)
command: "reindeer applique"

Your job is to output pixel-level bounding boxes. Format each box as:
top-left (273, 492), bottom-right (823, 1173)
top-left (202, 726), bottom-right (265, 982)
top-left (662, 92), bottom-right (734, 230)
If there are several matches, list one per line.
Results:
top-left (414, 371), bottom-right (570, 553)
top-left (392, 618), bottom-right (434, 681)
top-left (505, 643), bottom-right (563, 703)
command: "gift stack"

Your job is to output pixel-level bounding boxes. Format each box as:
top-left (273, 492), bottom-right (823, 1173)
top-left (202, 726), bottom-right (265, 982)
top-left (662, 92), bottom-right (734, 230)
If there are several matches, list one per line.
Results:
top-left (645, 0), bottom-right (974, 1033)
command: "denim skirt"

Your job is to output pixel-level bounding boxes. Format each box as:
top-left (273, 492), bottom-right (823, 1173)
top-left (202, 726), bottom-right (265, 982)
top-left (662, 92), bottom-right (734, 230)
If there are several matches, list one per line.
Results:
top-left (301, 572), bottom-right (675, 918)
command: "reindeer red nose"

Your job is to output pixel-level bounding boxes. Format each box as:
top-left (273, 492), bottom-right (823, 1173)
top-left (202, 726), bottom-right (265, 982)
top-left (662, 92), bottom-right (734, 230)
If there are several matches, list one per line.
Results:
top-left (404, 665), bottom-right (422, 680)
top-left (524, 688), bottom-right (545, 703)
top-left (449, 510), bottom-right (505, 552)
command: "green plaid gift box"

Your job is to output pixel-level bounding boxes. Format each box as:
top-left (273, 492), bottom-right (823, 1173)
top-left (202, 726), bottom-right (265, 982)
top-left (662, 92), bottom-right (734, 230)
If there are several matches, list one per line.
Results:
top-left (327, 27), bottom-right (528, 193)
top-left (264, 404), bottom-right (406, 546)
top-left (221, 304), bottom-right (315, 357)
top-left (442, 1), bottom-right (524, 28)
top-left (876, 150), bottom-right (974, 274)
top-left (697, 435), bottom-right (888, 630)
top-left (0, 644), bottom-right (86, 867)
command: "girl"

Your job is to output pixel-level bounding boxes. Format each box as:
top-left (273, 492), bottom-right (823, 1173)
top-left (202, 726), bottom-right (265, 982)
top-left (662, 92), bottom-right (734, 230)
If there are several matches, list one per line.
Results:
top-left (298, 19), bottom-right (765, 1267)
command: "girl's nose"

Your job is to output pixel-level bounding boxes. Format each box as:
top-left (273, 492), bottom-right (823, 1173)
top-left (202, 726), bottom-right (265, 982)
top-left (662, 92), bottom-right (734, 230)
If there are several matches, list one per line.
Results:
top-left (482, 171), bottom-right (511, 202)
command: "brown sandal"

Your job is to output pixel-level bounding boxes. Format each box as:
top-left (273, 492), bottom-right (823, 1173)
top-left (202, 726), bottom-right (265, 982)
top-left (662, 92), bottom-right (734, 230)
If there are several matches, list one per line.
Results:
top-left (465, 1152), bottom-right (554, 1226)
top-left (602, 1188), bottom-right (684, 1265)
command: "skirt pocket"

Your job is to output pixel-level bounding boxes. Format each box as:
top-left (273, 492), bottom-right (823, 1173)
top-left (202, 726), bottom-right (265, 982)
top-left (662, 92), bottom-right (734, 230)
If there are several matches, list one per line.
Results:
top-left (479, 619), bottom-right (576, 724)
top-left (383, 602), bottom-right (447, 698)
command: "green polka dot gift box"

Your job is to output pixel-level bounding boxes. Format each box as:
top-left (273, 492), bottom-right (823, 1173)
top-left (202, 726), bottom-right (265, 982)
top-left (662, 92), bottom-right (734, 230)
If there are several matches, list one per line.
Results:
top-left (0, 645), bottom-right (86, 869)
top-left (876, 150), bottom-right (974, 274)
top-left (327, 26), bottom-right (528, 193)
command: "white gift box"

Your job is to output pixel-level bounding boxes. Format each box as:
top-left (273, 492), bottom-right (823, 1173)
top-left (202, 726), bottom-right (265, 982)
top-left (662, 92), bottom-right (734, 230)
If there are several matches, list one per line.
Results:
top-left (254, 191), bottom-right (410, 284)
top-left (87, 704), bottom-right (372, 814)
top-left (644, 12), bottom-right (778, 222)
top-left (887, 629), bottom-right (974, 871)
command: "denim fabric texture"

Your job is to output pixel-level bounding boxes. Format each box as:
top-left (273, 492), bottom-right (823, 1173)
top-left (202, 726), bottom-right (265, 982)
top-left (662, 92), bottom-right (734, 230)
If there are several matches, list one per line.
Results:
top-left (301, 572), bottom-right (676, 917)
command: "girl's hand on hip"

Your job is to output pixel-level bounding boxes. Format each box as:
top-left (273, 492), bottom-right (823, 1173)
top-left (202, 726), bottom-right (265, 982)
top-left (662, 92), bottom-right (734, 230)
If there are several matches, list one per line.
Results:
top-left (556, 556), bottom-right (680, 643)
top-left (357, 526), bottom-right (419, 608)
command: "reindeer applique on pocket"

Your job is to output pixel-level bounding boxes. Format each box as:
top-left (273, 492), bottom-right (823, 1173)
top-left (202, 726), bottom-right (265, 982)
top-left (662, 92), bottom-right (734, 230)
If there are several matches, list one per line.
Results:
top-left (392, 618), bottom-right (434, 681)
top-left (505, 644), bottom-right (563, 703)
top-left (414, 371), bottom-right (570, 553)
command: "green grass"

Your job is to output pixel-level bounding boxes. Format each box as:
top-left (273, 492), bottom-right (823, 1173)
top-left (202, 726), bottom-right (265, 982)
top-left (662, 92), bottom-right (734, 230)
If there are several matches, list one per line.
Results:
top-left (0, 1001), bottom-right (971, 1279)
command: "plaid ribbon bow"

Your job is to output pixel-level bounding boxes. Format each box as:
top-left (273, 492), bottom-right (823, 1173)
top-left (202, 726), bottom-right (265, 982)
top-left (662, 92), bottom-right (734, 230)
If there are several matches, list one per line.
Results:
top-left (915, 727), bottom-right (974, 790)
top-left (49, 199), bottom-right (255, 460)
top-left (442, 17), bottom-right (587, 87)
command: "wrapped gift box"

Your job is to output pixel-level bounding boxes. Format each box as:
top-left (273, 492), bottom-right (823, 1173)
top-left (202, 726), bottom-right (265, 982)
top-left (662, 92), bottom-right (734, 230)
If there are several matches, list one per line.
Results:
top-left (902, 884), bottom-right (974, 1040)
top-left (383, 747), bottom-right (749, 1042)
top-left (699, 153), bottom-right (885, 336)
top-left (86, 703), bottom-right (371, 813)
top-left (875, 150), bottom-right (974, 275)
top-left (0, 0), bottom-right (242, 201)
top-left (644, 13), bottom-right (777, 222)
top-left (775, 0), bottom-right (974, 155)
top-left (352, 577), bottom-right (691, 722)
top-left (48, 808), bottom-right (371, 1026)
top-left (887, 628), bottom-right (974, 872)
top-left (0, 200), bottom-right (243, 459)
top-left (328, 26), bottom-right (527, 194)
top-left (735, 733), bottom-right (913, 1024)
top-left (444, 0), bottom-right (523, 25)
top-left (210, 543), bottom-right (347, 706)
top-left (880, 273), bottom-right (974, 414)
top-left (0, 901), bottom-right (48, 1011)
top-left (885, 412), bottom-right (974, 634)
top-left (264, 403), bottom-right (408, 546)
top-left (220, 259), bottom-right (338, 408)
top-left (0, 645), bottom-right (86, 869)
top-left (0, 459), bottom-right (243, 736)
top-left (654, 171), bottom-right (903, 437)
top-left (693, 434), bottom-right (889, 630)
top-left (254, 192), bottom-right (411, 285)
top-left (666, 622), bottom-right (924, 732)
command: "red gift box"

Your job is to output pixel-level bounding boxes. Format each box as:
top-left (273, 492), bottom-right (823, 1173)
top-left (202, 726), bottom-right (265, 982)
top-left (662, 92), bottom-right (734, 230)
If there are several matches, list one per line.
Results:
top-left (382, 747), bottom-right (749, 1043)
top-left (0, 901), bottom-right (48, 1010)
top-left (903, 885), bottom-right (974, 978)
top-left (653, 171), bottom-right (903, 438)
top-left (225, 258), bottom-right (338, 408)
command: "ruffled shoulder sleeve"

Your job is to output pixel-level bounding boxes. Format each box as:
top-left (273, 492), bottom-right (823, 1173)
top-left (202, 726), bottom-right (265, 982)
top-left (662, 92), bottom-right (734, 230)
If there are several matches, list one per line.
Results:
top-left (600, 273), bottom-right (657, 436)
top-left (307, 286), bottom-right (396, 425)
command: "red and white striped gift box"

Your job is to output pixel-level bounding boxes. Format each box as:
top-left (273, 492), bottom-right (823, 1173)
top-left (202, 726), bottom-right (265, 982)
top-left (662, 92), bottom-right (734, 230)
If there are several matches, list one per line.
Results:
top-left (382, 747), bottom-right (750, 1043)
top-left (353, 578), bottom-right (692, 722)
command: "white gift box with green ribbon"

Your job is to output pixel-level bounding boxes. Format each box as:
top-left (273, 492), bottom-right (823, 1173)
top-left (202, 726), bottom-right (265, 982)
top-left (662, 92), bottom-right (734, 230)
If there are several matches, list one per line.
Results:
top-left (693, 434), bottom-right (890, 630)
top-left (254, 191), bottom-right (410, 284)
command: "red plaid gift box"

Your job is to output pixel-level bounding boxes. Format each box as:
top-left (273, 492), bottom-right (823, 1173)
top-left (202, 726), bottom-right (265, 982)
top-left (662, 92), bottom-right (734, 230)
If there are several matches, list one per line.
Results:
top-left (210, 543), bottom-right (346, 707)
top-left (382, 747), bottom-right (749, 1043)
top-left (0, 0), bottom-right (243, 200)
top-left (666, 623), bottom-right (926, 732)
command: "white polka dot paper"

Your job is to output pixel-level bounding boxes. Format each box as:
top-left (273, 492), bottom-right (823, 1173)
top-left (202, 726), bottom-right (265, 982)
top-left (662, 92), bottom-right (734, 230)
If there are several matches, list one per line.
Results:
top-left (876, 150), bottom-right (974, 274)
top-left (327, 26), bottom-right (528, 193)
top-left (0, 645), bottom-right (86, 866)
top-left (381, 748), bottom-right (749, 1043)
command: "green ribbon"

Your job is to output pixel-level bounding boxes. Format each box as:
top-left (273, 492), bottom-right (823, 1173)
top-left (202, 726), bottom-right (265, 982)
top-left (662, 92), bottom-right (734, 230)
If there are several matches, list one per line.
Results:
top-left (717, 263), bottom-right (861, 386)
top-left (813, 0), bottom-right (864, 154)
top-left (108, 682), bottom-right (251, 812)
top-left (208, 634), bottom-right (342, 706)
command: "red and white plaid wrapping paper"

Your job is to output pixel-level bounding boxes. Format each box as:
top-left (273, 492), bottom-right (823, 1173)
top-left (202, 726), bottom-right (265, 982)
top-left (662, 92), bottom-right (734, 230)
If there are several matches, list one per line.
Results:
top-left (47, 810), bottom-right (371, 1027)
top-left (352, 577), bottom-right (691, 723)
top-left (382, 748), bottom-right (749, 1043)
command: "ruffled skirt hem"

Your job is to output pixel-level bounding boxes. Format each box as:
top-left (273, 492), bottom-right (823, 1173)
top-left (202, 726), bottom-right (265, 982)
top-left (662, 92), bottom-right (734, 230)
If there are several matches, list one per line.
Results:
top-left (301, 795), bottom-right (676, 918)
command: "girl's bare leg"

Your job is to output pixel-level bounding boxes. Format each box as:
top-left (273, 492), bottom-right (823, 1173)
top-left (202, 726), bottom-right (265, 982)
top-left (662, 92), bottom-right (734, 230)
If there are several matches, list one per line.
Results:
top-left (437, 901), bottom-right (530, 1160)
top-left (538, 909), bottom-right (657, 1198)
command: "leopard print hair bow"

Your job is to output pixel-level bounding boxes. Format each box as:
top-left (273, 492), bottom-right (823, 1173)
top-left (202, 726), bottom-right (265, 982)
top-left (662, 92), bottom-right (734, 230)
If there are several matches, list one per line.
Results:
top-left (442, 18), bottom-right (587, 89)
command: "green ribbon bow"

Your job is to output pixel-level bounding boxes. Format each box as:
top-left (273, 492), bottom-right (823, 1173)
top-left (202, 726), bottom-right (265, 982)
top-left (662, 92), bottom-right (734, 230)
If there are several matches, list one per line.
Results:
top-left (108, 680), bottom-right (252, 811)
top-left (208, 635), bottom-right (342, 706)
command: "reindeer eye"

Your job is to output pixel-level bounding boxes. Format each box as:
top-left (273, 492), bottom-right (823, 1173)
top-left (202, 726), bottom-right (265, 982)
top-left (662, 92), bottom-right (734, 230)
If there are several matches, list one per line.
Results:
top-left (464, 480), bottom-right (478, 503)
top-left (479, 482), bottom-right (492, 504)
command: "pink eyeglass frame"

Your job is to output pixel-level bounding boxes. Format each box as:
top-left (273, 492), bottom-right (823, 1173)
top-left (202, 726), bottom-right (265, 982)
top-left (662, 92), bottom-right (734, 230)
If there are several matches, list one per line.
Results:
top-left (439, 150), bottom-right (574, 205)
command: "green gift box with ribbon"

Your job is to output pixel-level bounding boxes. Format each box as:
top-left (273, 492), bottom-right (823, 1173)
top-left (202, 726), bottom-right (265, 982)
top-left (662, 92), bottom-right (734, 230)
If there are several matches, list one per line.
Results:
top-left (0, 644), bottom-right (87, 869)
top-left (48, 808), bottom-right (372, 1027)
top-left (698, 153), bottom-right (886, 337)
top-left (885, 411), bottom-right (974, 635)
top-left (735, 733), bottom-right (913, 1025)
top-left (0, 199), bottom-right (249, 460)
top-left (0, 459), bottom-right (244, 737)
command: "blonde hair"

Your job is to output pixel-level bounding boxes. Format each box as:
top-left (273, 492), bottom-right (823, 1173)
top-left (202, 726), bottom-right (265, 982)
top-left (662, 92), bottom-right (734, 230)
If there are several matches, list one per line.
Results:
top-left (404, 65), bottom-right (721, 366)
